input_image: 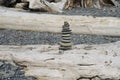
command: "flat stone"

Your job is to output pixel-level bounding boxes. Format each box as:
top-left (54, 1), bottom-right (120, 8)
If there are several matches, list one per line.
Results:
top-left (62, 34), bottom-right (71, 37)
top-left (62, 30), bottom-right (71, 33)
top-left (61, 39), bottom-right (71, 43)
top-left (62, 36), bottom-right (71, 40)
top-left (59, 42), bottom-right (72, 47)
top-left (59, 47), bottom-right (72, 50)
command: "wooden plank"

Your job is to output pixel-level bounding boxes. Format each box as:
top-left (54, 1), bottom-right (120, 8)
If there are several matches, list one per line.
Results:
top-left (0, 41), bottom-right (120, 80)
top-left (0, 7), bottom-right (120, 36)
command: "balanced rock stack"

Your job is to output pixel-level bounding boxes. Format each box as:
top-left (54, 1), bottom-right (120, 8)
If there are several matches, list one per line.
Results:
top-left (59, 21), bottom-right (72, 51)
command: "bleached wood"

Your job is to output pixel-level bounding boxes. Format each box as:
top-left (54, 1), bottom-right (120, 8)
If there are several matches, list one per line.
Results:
top-left (26, 0), bottom-right (67, 13)
top-left (0, 41), bottom-right (120, 80)
top-left (0, 7), bottom-right (120, 36)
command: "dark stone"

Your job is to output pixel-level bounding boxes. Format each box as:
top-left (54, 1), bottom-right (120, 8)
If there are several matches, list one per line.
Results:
top-left (59, 46), bottom-right (72, 50)
top-left (62, 29), bottom-right (71, 32)
top-left (62, 34), bottom-right (71, 37)
top-left (62, 22), bottom-right (70, 30)
top-left (62, 36), bottom-right (71, 40)
top-left (0, 0), bottom-right (22, 7)
top-left (0, 0), bottom-right (16, 7)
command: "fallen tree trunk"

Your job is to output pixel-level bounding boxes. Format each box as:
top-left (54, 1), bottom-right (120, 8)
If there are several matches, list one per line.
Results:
top-left (0, 7), bottom-right (120, 36)
top-left (0, 41), bottom-right (120, 80)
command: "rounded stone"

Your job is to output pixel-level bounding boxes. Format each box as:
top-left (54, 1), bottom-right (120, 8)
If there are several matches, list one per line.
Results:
top-left (62, 37), bottom-right (71, 40)
top-left (62, 34), bottom-right (71, 37)
top-left (62, 29), bottom-right (71, 31)
top-left (59, 46), bottom-right (72, 50)
top-left (59, 42), bottom-right (72, 47)
top-left (62, 22), bottom-right (70, 29)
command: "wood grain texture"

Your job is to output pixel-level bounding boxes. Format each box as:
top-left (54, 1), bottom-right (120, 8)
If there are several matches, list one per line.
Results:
top-left (0, 41), bottom-right (120, 80)
top-left (0, 7), bottom-right (120, 36)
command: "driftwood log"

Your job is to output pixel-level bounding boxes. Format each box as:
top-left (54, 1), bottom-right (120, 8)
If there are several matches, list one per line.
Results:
top-left (0, 7), bottom-right (120, 36)
top-left (0, 41), bottom-right (120, 80)
top-left (0, 0), bottom-right (120, 12)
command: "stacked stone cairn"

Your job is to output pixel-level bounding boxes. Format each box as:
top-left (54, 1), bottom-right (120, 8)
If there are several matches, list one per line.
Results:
top-left (59, 21), bottom-right (72, 51)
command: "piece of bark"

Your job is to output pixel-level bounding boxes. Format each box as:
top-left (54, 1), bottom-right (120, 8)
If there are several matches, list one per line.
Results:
top-left (0, 41), bottom-right (120, 80)
top-left (0, 7), bottom-right (120, 36)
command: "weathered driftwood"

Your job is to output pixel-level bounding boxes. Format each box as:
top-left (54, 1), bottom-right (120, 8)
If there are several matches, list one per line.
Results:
top-left (23, 0), bottom-right (120, 11)
top-left (26, 0), bottom-right (67, 13)
top-left (0, 0), bottom-right (119, 12)
top-left (0, 7), bottom-right (120, 36)
top-left (26, 0), bottom-right (120, 11)
top-left (0, 41), bottom-right (120, 80)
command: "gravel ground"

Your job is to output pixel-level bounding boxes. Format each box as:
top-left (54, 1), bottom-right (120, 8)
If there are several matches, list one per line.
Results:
top-left (0, 60), bottom-right (37, 80)
top-left (60, 0), bottom-right (120, 17)
top-left (0, 29), bottom-right (120, 45)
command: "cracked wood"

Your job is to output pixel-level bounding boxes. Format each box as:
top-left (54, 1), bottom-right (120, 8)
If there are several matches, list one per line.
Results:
top-left (0, 41), bottom-right (120, 80)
